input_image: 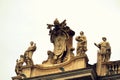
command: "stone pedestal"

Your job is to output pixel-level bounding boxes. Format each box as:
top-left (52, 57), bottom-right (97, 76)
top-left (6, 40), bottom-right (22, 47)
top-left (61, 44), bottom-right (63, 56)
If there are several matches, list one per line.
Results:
top-left (12, 76), bottom-right (23, 80)
top-left (24, 68), bottom-right (97, 80)
top-left (96, 52), bottom-right (102, 76)
top-left (22, 66), bottom-right (32, 77)
top-left (21, 54), bottom-right (88, 78)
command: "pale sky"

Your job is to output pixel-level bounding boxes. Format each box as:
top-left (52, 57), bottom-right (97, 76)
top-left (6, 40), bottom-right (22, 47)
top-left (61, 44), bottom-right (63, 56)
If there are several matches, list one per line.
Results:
top-left (0, 0), bottom-right (120, 80)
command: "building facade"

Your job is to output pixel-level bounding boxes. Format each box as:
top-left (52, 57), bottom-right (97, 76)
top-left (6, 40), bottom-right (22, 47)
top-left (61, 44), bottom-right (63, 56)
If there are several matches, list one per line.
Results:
top-left (12, 19), bottom-right (120, 80)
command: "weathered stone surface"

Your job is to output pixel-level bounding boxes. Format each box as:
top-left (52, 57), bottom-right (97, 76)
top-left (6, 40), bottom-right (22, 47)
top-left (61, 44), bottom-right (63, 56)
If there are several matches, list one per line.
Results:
top-left (12, 19), bottom-right (120, 80)
top-left (21, 54), bottom-right (88, 77)
top-left (76, 31), bottom-right (87, 56)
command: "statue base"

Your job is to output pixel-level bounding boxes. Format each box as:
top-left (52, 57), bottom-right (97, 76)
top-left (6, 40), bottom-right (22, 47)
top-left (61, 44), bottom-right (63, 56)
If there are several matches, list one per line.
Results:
top-left (21, 54), bottom-right (89, 78)
top-left (12, 76), bottom-right (22, 80)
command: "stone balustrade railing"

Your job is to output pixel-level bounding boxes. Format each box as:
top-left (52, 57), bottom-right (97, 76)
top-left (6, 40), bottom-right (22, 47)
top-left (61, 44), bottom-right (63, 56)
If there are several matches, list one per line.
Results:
top-left (102, 60), bottom-right (120, 76)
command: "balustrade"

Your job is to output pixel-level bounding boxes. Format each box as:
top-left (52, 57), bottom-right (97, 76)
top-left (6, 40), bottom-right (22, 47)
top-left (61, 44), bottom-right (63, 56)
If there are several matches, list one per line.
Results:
top-left (104, 61), bottom-right (120, 75)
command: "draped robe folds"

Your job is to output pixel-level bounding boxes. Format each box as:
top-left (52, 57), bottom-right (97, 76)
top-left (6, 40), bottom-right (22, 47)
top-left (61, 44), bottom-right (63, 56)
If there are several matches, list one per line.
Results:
top-left (54, 35), bottom-right (67, 59)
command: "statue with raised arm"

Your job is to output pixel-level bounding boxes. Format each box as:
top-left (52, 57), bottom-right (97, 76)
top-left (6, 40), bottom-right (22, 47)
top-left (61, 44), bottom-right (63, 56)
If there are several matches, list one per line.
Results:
top-left (24, 41), bottom-right (36, 65)
top-left (94, 37), bottom-right (111, 62)
top-left (76, 31), bottom-right (87, 56)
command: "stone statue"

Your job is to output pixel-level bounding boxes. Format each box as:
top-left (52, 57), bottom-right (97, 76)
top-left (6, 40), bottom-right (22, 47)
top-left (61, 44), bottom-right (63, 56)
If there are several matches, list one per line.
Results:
top-left (94, 37), bottom-right (111, 62)
top-left (47, 19), bottom-right (75, 64)
top-left (75, 31), bottom-right (87, 56)
top-left (15, 55), bottom-right (27, 79)
top-left (24, 41), bottom-right (36, 65)
top-left (15, 55), bottom-right (24, 75)
top-left (15, 41), bottom-right (36, 76)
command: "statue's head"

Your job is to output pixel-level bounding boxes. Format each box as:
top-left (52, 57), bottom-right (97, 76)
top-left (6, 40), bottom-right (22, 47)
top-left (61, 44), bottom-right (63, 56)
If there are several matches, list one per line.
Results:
top-left (30, 41), bottom-right (34, 45)
top-left (80, 31), bottom-right (84, 35)
top-left (20, 55), bottom-right (24, 58)
top-left (102, 37), bottom-right (107, 41)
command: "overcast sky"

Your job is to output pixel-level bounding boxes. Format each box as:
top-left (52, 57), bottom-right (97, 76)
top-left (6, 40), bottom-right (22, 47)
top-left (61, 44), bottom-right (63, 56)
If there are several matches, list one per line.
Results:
top-left (0, 0), bottom-right (120, 80)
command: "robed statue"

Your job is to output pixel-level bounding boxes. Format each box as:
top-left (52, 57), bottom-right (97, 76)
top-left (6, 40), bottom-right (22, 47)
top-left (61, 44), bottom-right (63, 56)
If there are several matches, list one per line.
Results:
top-left (76, 31), bottom-right (87, 56)
top-left (46, 18), bottom-right (75, 64)
top-left (24, 41), bottom-right (36, 65)
top-left (94, 37), bottom-right (111, 62)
